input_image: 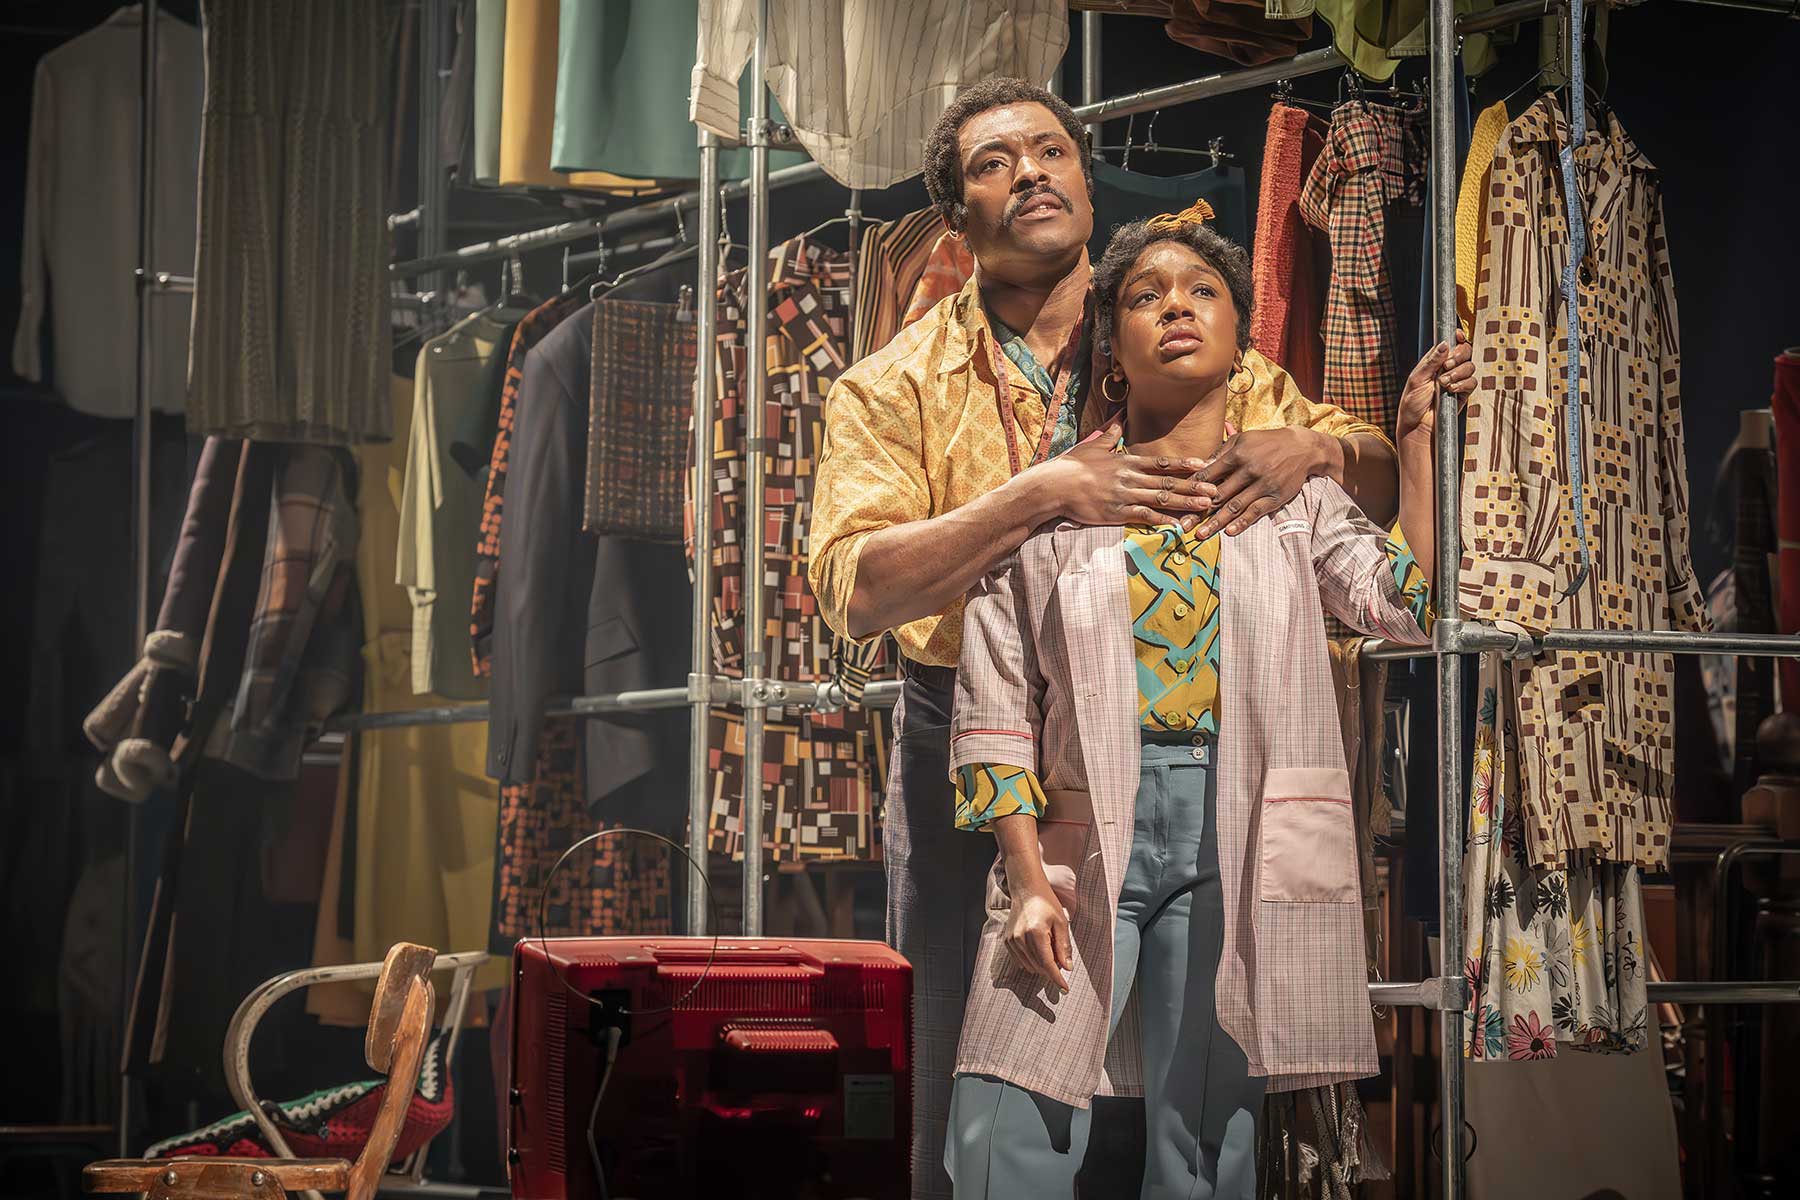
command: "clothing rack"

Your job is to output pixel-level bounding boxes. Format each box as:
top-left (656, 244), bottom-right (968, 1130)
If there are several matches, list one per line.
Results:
top-left (116, 2), bottom-right (1800, 1194)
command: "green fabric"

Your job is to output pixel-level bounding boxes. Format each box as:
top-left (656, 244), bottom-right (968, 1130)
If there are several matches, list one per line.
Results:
top-left (472, 0), bottom-right (505, 182)
top-left (986, 311), bottom-right (1089, 461)
top-left (1306, 0), bottom-right (1510, 81)
top-left (551, 0), bottom-right (806, 181)
top-left (1091, 160), bottom-right (1249, 257)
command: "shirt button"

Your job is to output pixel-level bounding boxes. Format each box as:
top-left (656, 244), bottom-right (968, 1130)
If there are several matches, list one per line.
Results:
top-left (1171, 658), bottom-right (1189, 673)
top-left (1170, 551), bottom-right (1188, 566)
top-left (1173, 603), bottom-right (1190, 619)
top-left (1164, 710), bottom-right (1184, 726)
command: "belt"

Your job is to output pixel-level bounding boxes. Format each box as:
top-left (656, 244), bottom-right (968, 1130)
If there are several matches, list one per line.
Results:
top-left (1142, 726), bottom-right (1215, 763)
top-left (899, 657), bottom-right (957, 698)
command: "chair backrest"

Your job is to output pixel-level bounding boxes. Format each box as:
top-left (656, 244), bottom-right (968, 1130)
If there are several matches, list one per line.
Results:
top-left (346, 943), bottom-right (436, 1200)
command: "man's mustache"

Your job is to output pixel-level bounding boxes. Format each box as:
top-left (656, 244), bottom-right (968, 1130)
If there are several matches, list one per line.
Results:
top-left (1001, 184), bottom-right (1073, 227)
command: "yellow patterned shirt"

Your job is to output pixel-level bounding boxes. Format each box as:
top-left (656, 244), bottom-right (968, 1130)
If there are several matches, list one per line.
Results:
top-left (953, 521), bottom-right (1433, 830)
top-left (808, 274), bottom-right (1393, 668)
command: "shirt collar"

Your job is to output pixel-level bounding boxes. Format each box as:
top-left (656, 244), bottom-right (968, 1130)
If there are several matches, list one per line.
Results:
top-left (1509, 93), bottom-right (1654, 174)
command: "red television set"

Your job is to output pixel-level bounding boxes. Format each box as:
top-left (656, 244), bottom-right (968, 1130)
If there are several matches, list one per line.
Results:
top-left (509, 936), bottom-right (912, 1200)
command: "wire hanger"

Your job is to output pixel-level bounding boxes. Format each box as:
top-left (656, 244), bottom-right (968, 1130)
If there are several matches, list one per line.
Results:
top-left (1097, 110), bottom-right (1234, 172)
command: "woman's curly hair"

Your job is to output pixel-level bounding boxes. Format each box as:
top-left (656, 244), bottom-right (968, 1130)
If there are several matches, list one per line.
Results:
top-left (1091, 219), bottom-right (1254, 359)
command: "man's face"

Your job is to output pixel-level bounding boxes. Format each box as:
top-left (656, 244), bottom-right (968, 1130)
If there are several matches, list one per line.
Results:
top-left (954, 102), bottom-right (1093, 274)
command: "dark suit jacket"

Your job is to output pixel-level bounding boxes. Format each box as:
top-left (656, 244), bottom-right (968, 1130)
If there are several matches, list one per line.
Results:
top-left (487, 266), bottom-right (693, 834)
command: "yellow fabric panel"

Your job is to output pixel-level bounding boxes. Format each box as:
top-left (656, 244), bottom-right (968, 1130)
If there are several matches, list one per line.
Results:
top-left (499, 0), bottom-right (656, 193)
top-left (1457, 102), bottom-right (1510, 335)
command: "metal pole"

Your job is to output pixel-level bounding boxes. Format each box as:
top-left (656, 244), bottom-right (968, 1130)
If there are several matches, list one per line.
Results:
top-left (1427, 0), bottom-right (1466, 1190)
top-left (1069, 46), bottom-right (1342, 124)
top-left (740, 0), bottom-right (773, 937)
top-left (120, 0), bottom-right (162, 1157)
top-left (688, 132), bottom-right (724, 936)
top-left (1080, 11), bottom-right (1102, 142)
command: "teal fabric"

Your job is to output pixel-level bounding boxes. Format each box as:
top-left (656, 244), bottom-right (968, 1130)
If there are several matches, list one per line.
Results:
top-left (550, 0), bottom-right (806, 181)
top-left (1090, 159), bottom-right (1250, 257)
top-left (985, 310), bottom-right (1089, 462)
top-left (945, 740), bottom-right (1263, 1199)
top-left (472, 0), bottom-right (505, 182)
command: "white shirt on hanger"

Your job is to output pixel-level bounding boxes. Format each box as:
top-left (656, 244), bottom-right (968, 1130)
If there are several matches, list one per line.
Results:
top-left (690, 0), bottom-right (1071, 190)
top-left (13, 5), bottom-right (202, 419)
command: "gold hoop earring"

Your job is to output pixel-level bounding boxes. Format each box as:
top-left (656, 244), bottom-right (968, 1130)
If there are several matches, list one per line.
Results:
top-left (1100, 373), bottom-right (1128, 405)
top-left (1227, 352), bottom-right (1252, 396)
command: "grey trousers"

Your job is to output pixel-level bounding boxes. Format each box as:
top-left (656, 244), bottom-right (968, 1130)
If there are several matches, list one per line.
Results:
top-left (946, 739), bottom-right (1264, 1200)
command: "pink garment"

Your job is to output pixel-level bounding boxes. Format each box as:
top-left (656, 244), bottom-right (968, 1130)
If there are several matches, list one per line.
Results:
top-left (949, 476), bottom-right (1429, 1107)
top-left (1250, 102), bottom-right (1329, 403)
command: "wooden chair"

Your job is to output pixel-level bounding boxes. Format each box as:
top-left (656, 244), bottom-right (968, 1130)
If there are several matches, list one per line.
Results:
top-left (83, 943), bottom-right (437, 1200)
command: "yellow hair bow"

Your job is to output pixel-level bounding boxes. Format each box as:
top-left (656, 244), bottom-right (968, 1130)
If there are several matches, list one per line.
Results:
top-left (1144, 199), bottom-right (1217, 233)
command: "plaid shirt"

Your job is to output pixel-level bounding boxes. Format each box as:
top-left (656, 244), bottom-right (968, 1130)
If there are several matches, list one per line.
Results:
top-left (1299, 101), bottom-right (1426, 433)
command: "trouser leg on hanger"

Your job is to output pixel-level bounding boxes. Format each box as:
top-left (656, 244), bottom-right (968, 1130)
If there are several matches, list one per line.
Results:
top-left (888, 665), bottom-right (996, 1200)
top-left (1134, 746), bottom-right (1262, 1200)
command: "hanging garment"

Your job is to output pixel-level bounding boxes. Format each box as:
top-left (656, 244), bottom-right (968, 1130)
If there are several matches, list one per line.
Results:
top-left (13, 6), bottom-right (200, 419)
top-left (852, 208), bottom-right (949, 362)
top-left (1249, 102), bottom-right (1329, 403)
top-left (582, 297), bottom-right (696, 542)
top-left (1773, 350), bottom-right (1800, 708)
top-left (471, 292), bottom-right (588, 678)
top-left (690, 0), bottom-right (1070, 190)
top-left (692, 240), bottom-right (892, 861)
top-left (398, 309), bottom-right (519, 700)
top-left (1164, 0), bottom-right (1310, 67)
top-left (472, 0), bottom-right (505, 183)
top-left (188, 0), bottom-right (394, 444)
top-left (441, 0), bottom-right (477, 182)
top-left (900, 230), bottom-right (976, 329)
top-left (1458, 96), bottom-right (1706, 870)
top-left (485, 279), bottom-right (691, 945)
top-left (552, 0), bottom-right (807, 181)
top-left (1269, 0), bottom-right (1510, 80)
top-left (498, 0), bottom-right (660, 193)
top-left (308, 376), bottom-right (505, 1022)
top-left (1455, 101), bottom-right (1509, 335)
top-left (1299, 100), bottom-right (1427, 433)
top-left (1090, 159), bottom-right (1251, 257)
top-left (1462, 654), bottom-right (1651, 1056)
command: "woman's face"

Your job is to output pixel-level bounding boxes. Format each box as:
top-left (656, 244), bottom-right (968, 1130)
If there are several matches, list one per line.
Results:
top-left (1108, 240), bottom-right (1239, 395)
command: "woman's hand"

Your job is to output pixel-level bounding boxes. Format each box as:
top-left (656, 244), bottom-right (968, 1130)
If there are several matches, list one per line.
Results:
top-left (1003, 878), bottom-right (1072, 993)
top-left (1397, 331), bottom-right (1476, 446)
top-left (992, 813), bottom-right (1076, 993)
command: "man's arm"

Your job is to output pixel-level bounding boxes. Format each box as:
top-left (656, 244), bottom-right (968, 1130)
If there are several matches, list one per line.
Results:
top-left (810, 372), bottom-right (1215, 644)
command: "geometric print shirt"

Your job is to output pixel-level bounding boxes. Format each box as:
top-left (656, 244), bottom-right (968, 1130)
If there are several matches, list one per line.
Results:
top-left (954, 519), bottom-right (1434, 830)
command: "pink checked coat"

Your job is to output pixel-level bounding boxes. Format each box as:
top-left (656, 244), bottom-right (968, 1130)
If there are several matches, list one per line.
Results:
top-left (948, 476), bottom-right (1430, 1108)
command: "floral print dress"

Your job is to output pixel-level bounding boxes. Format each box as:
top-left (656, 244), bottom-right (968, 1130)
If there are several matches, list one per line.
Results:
top-left (1463, 654), bottom-right (1650, 1059)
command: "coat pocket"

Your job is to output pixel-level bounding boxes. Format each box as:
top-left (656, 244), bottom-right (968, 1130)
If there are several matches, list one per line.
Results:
top-left (1258, 767), bottom-right (1358, 903)
top-left (584, 616), bottom-right (637, 668)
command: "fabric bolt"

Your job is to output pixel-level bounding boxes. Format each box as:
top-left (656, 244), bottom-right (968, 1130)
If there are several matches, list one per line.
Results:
top-left (552, 0), bottom-right (806, 181)
top-left (498, 0), bottom-right (660, 193)
top-left (852, 208), bottom-right (948, 362)
top-left (689, 239), bottom-right (891, 862)
top-left (945, 742), bottom-right (1262, 1200)
top-left (1455, 101), bottom-right (1509, 335)
top-left (1462, 658), bottom-right (1651, 1057)
top-left (1299, 101), bottom-right (1427, 433)
top-left (398, 310), bottom-right (519, 700)
top-left (471, 292), bottom-right (587, 677)
top-left (13, 5), bottom-right (199, 418)
top-left (1458, 96), bottom-right (1706, 870)
top-left (582, 299), bottom-right (696, 541)
top-left (810, 273), bottom-right (1390, 669)
top-left (1249, 102), bottom-right (1329, 402)
top-left (1091, 159), bottom-right (1250, 259)
top-left (948, 476), bottom-right (1430, 1108)
top-left (900, 231), bottom-right (977, 330)
top-left (188, 0), bottom-right (393, 444)
top-left (472, 0), bottom-right (505, 182)
top-left (307, 376), bottom-right (505, 1019)
top-left (1774, 351), bottom-right (1800, 708)
top-left (689, 0), bottom-right (1069, 190)
top-left (1164, 0), bottom-right (1310, 68)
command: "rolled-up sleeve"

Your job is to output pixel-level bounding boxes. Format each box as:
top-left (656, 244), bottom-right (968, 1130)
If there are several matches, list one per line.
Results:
top-left (807, 365), bottom-right (930, 645)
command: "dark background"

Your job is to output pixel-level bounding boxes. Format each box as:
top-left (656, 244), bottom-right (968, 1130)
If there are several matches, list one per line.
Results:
top-left (0, 0), bottom-right (1795, 1185)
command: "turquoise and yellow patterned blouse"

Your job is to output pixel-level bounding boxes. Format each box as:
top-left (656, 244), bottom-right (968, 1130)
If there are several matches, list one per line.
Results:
top-left (952, 521), bottom-right (1434, 830)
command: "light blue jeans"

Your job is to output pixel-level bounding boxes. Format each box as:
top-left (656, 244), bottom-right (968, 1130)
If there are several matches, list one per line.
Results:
top-left (946, 738), bottom-right (1264, 1200)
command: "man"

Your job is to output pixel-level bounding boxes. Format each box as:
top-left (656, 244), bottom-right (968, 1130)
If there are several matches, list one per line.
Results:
top-left (808, 78), bottom-right (1397, 1199)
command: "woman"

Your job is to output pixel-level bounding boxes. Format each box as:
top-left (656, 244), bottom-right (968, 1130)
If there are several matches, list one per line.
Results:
top-left (943, 209), bottom-right (1475, 1199)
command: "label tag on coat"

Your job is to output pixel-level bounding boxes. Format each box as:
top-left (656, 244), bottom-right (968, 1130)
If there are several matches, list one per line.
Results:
top-left (1275, 519), bottom-right (1311, 538)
